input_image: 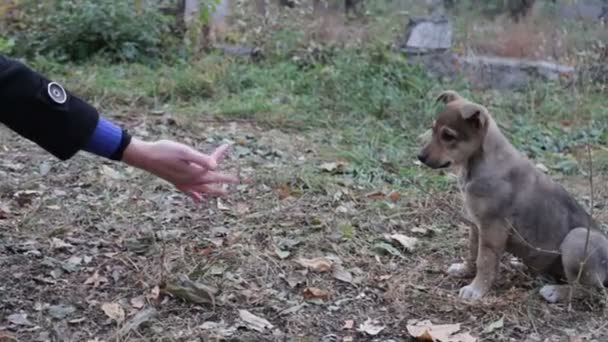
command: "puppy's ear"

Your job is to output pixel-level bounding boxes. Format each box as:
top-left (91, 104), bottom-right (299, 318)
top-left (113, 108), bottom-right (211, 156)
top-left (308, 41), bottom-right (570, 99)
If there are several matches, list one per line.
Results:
top-left (436, 90), bottom-right (462, 104)
top-left (459, 102), bottom-right (488, 129)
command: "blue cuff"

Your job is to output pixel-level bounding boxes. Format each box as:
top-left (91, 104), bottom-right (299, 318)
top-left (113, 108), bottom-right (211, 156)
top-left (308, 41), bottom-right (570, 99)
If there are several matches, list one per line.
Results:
top-left (83, 117), bottom-right (123, 159)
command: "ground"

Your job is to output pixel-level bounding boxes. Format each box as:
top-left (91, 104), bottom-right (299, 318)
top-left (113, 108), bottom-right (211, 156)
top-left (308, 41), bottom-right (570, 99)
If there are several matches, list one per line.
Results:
top-left (1, 107), bottom-right (607, 341)
top-left (2, 1), bottom-right (608, 341)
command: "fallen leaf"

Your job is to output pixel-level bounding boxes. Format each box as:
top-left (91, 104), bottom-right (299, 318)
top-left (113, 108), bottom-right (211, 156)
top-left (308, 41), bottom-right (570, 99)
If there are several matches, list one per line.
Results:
top-left (68, 317), bottom-right (86, 324)
top-left (372, 242), bottom-right (404, 258)
top-left (274, 246), bottom-right (290, 260)
top-left (296, 257), bottom-right (332, 272)
top-left (319, 161), bottom-right (348, 174)
top-left (101, 165), bottom-right (123, 180)
top-left (407, 320), bottom-right (477, 342)
top-left (7, 313), bottom-right (34, 327)
top-left (332, 265), bottom-right (353, 284)
top-left (62, 256), bottom-right (83, 273)
top-left (365, 190), bottom-right (386, 199)
top-left (0, 204), bottom-right (10, 219)
top-left (101, 303), bottom-right (125, 323)
top-left (389, 234), bottom-right (418, 252)
top-left (276, 183), bottom-right (295, 200)
top-left (343, 320), bottom-right (354, 330)
top-left (130, 296), bottom-right (145, 309)
top-left (358, 318), bottom-right (385, 336)
top-left (484, 317), bottom-right (504, 334)
top-left (199, 320), bottom-right (237, 337)
top-left (84, 271), bottom-right (108, 288)
top-left (115, 308), bottom-right (158, 339)
top-left (50, 238), bottom-right (73, 250)
top-left (387, 190), bottom-right (401, 202)
top-left (148, 285), bottom-right (160, 301)
top-left (234, 202), bottom-right (250, 215)
top-left (279, 303), bottom-right (306, 316)
top-left (47, 304), bottom-right (76, 320)
top-left (217, 198), bottom-right (230, 211)
top-left (303, 287), bottom-right (330, 300)
top-left (0, 330), bottom-right (17, 341)
top-left (375, 274), bottom-right (392, 281)
top-left (161, 275), bottom-right (217, 306)
top-left (536, 163), bottom-right (549, 173)
top-left (238, 310), bottom-right (274, 332)
top-left (411, 227), bottom-right (432, 236)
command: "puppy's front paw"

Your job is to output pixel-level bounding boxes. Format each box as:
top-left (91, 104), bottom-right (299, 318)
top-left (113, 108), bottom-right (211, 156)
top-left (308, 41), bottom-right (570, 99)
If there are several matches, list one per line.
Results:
top-left (447, 263), bottom-right (474, 278)
top-left (539, 285), bottom-right (566, 303)
top-left (458, 284), bottom-right (486, 300)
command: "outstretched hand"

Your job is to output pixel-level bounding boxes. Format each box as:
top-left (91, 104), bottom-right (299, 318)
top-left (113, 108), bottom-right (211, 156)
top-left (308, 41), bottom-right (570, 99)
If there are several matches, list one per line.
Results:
top-left (121, 138), bottom-right (239, 201)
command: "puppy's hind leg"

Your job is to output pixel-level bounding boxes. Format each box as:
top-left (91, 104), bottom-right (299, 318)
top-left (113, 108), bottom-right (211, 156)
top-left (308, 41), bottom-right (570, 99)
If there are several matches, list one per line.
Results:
top-left (540, 227), bottom-right (608, 303)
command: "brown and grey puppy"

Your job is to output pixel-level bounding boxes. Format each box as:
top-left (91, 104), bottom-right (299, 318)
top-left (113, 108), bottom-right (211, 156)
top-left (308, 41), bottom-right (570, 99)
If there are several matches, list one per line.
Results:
top-left (417, 90), bottom-right (608, 302)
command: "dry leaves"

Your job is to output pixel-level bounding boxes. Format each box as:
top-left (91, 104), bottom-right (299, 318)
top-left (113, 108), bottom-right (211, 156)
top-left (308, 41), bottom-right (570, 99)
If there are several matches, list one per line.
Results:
top-left (332, 264), bottom-right (354, 284)
top-left (319, 161), bottom-right (348, 174)
top-left (406, 320), bottom-right (477, 342)
top-left (84, 270), bottom-right (108, 288)
top-left (297, 256), bottom-right (355, 284)
top-left (303, 287), bottom-right (330, 300)
top-left (238, 310), bottom-right (274, 332)
top-left (358, 318), bottom-right (385, 336)
top-left (7, 313), bottom-right (34, 327)
top-left (101, 303), bottom-right (125, 323)
top-left (130, 296), bottom-right (145, 309)
top-left (161, 275), bottom-right (218, 306)
top-left (365, 190), bottom-right (401, 202)
top-left (296, 257), bottom-right (333, 272)
top-left (385, 233), bottom-right (419, 252)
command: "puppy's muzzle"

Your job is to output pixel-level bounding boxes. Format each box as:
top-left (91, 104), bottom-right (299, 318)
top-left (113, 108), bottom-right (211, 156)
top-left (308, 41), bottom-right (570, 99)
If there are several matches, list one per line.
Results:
top-left (417, 153), bottom-right (451, 169)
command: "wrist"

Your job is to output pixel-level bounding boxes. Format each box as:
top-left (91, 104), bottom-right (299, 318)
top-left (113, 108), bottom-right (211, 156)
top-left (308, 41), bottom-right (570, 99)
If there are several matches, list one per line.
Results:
top-left (121, 138), bottom-right (154, 170)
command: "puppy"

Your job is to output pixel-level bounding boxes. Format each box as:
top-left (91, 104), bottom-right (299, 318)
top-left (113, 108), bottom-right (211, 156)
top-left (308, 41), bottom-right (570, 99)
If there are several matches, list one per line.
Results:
top-left (417, 90), bottom-right (608, 302)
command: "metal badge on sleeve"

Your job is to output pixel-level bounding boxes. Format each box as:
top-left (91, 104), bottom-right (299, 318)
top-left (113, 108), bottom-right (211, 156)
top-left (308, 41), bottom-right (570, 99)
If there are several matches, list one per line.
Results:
top-left (47, 82), bottom-right (67, 104)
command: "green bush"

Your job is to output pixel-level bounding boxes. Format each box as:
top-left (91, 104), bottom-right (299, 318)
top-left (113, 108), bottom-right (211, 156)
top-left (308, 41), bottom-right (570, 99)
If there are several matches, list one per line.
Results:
top-left (9, 0), bottom-right (177, 62)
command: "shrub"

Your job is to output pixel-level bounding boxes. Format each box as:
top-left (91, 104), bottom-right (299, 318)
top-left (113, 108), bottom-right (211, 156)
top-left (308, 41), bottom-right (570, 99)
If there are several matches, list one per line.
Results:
top-left (8, 0), bottom-right (177, 62)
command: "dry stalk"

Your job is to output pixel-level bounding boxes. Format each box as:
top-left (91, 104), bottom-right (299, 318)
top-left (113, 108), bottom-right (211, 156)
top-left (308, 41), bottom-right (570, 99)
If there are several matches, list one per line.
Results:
top-left (568, 143), bottom-right (595, 311)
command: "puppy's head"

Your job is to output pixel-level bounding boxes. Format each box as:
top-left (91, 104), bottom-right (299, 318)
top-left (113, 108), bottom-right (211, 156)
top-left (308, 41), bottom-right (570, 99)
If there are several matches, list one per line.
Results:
top-left (417, 90), bottom-right (489, 169)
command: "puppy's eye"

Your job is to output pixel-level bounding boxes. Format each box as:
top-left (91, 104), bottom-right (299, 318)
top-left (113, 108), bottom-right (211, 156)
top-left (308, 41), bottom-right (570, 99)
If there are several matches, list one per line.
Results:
top-left (441, 131), bottom-right (456, 142)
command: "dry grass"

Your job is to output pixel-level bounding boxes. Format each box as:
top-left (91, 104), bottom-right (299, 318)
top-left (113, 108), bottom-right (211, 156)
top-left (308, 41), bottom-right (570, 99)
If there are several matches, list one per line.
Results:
top-left (461, 12), bottom-right (568, 61)
top-left (1, 110), bottom-right (608, 341)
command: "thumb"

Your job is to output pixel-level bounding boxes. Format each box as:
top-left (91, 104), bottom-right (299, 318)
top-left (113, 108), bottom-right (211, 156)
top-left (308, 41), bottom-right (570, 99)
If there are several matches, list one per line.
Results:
top-left (211, 144), bottom-right (230, 164)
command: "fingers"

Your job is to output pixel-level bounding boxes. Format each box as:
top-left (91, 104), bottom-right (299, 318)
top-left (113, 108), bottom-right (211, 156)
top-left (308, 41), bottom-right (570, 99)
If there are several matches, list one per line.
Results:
top-left (185, 184), bottom-right (228, 197)
top-left (196, 171), bottom-right (239, 185)
top-left (185, 144), bottom-right (231, 170)
top-left (187, 191), bottom-right (203, 202)
top-left (185, 148), bottom-right (217, 170)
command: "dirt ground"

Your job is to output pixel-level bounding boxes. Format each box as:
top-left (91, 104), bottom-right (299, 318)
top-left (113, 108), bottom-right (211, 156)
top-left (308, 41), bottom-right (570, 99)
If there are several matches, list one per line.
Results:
top-left (1, 112), bottom-right (607, 342)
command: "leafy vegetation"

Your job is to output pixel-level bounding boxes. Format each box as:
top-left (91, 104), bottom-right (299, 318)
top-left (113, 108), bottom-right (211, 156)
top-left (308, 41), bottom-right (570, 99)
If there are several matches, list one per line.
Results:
top-left (5, 0), bottom-right (176, 62)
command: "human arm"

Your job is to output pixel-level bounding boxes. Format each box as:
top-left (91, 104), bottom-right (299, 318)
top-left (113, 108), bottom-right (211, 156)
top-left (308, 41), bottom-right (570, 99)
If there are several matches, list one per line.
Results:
top-left (0, 54), bottom-right (237, 199)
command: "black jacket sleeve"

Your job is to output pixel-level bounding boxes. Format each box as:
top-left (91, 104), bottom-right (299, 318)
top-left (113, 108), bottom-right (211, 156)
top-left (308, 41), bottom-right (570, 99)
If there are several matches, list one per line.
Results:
top-left (0, 54), bottom-right (99, 160)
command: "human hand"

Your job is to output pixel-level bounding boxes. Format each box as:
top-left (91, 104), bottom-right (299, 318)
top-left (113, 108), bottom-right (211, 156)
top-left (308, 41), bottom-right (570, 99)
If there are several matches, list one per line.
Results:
top-left (121, 138), bottom-right (239, 201)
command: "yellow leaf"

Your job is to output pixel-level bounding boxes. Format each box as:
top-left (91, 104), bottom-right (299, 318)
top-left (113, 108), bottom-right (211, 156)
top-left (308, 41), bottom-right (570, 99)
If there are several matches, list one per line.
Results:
top-left (101, 302), bottom-right (125, 323)
top-left (296, 257), bottom-right (333, 272)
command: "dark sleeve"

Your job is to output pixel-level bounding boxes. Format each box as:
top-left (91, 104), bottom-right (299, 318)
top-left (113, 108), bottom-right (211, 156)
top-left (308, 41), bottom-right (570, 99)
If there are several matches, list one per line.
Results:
top-left (0, 54), bottom-right (99, 161)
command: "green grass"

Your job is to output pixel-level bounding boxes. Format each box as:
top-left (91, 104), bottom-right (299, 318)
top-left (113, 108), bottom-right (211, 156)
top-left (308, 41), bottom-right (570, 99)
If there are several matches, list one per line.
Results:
top-left (28, 43), bottom-right (608, 192)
